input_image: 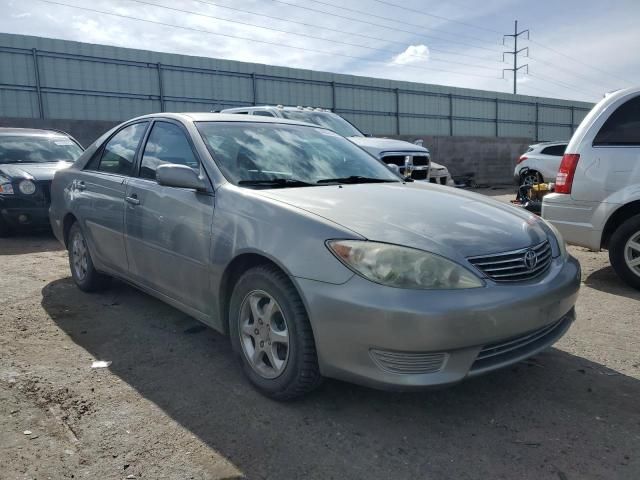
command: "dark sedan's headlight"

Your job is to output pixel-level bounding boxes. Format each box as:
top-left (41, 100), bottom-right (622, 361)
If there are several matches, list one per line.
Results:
top-left (327, 240), bottom-right (484, 289)
top-left (18, 179), bottom-right (36, 195)
top-left (0, 175), bottom-right (13, 195)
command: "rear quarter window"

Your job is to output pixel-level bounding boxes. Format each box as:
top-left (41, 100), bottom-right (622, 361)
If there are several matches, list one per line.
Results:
top-left (593, 96), bottom-right (640, 146)
top-left (541, 144), bottom-right (567, 156)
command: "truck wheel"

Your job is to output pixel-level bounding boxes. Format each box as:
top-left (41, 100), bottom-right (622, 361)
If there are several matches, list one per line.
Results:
top-left (68, 222), bottom-right (110, 292)
top-left (609, 214), bottom-right (640, 290)
top-left (229, 264), bottom-right (322, 400)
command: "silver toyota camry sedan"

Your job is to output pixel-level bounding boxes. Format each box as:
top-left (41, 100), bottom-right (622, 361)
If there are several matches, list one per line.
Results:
top-left (49, 113), bottom-right (580, 400)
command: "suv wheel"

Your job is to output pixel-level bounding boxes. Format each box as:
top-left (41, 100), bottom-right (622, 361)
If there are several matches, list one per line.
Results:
top-left (609, 214), bottom-right (640, 290)
top-left (68, 222), bottom-right (110, 292)
top-left (229, 264), bottom-right (322, 400)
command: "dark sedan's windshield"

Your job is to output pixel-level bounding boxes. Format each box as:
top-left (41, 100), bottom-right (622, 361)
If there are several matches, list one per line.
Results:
top-left (196, 122), bottom-right (399, 187)
top-left (278, 111), bottom-right (364, 138)
top-left (0, 135), bottom-right (83, 164)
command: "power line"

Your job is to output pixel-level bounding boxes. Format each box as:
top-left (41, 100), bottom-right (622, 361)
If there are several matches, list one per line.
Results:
top-left (366, 0), bottom-right (502, 35)
top-left (528, 39), bottom-right (632, 86)
top-left (131, 0), bottom-right (498, 71)
top-left (527, 72), bottom-right (600, 99)
top-left (265, 0), bottom-right (502, 54)
top-left (189, 0), bottom-right (499, 63)
top-left (34, 0), bottom-right (501, 81)
top-left (527, 55), bottom-right (617, 91)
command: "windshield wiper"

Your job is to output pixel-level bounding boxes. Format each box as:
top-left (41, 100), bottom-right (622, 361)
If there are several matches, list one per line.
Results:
top-left (316, 176), bottom-right (399, 184)
top-left (238, 178), bottom-right (315, 188)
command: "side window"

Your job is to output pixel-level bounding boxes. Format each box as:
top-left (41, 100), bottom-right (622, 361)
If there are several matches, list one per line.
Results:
top-left (253, 111), bottom-right (275, 117)
top-left (541, 144), bottom-right (566, 156)
top-left (593, 96), bottom-right (640, 146)
top-left (97, 123), bottom-right (147, 175)
top-left (140, 122), bottom-right (199, 180)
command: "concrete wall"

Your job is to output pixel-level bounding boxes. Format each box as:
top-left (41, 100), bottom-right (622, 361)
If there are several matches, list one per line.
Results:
top-left (394, 135), bottom-right (530, 185)
top-left (0, 116), bottom-right (527, 185)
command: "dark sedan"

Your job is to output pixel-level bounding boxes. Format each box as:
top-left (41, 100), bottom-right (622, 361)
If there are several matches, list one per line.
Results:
top-left (0, 128), bottom-right (83, 236)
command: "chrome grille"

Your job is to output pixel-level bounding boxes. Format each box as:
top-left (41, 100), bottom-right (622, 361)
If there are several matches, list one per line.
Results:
top-left (370, 349), bottom-right (446, 374)
top-left (467, 240), bottom-right (552, 282)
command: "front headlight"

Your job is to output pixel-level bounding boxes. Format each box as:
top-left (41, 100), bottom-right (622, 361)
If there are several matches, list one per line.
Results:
top-left (541, 219), bottom-right (567, 258)
top-left (18, 179), bottom-right (36, 195)
top-left (0, 182), bottom-right (14, 195)
top-left (327, 240), bottom-right (484, 289)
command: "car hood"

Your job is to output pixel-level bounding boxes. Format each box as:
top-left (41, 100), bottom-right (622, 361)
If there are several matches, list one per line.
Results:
top-left (348, 136), bottom-right (429, 158)
top-left (0, 162), bottom-right (72, 181)
top-left (257, 182), bottom-right (547, 259)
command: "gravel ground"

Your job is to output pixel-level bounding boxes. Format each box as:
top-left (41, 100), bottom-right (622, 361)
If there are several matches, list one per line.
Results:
top-left (1, 188), bottom-right (639, 480)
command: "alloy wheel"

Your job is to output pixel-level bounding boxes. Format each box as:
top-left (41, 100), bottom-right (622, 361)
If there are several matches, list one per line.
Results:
top-left (238, 290), bottom-right (290, 379)
top-left (71, 231), bottom-right (89, 281)
top-left (624, 231), bottom-right (640, 278)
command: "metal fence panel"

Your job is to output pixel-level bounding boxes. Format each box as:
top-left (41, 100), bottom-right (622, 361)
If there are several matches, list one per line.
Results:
top-left (0, 33), bottom-right (595, 140)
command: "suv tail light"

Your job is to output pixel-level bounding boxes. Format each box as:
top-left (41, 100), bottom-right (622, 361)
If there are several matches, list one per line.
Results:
top-left (517, 155), bottom-right (528, 164)
top-left (555, 154), bottom-right (580, 194)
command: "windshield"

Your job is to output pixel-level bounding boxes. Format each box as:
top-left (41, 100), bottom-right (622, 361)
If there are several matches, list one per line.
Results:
top-left (196, 122), bottom-right (399, 187)
top-left (279, 111), bottom-right (364, 138)
top-left (0, 135), bottom-right (83, 164)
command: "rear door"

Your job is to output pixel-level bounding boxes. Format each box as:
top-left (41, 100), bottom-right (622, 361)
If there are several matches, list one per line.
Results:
top-left (573, 94), bottom-right (640, 202)
top-left (74, 122), bottom-right (148, 275)
top-left (124, 120), bottom-right (214, 314)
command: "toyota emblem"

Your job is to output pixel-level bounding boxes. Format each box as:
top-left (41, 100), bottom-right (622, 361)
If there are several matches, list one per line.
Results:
top-left (523, 249), bottom-right (538, 270)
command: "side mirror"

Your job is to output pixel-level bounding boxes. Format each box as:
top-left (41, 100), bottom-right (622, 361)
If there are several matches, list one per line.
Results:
top-left (387, 163), bottom-right (401, 175)
top-left (156, 164), bottom-right (206, 191)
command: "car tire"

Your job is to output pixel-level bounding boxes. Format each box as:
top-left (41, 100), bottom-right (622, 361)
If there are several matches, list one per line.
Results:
top-left (520, 170), bottom-right (543, 187)
top-left (228, 264), bottom-right (322, 400)
top-left (67, 222), bottom-right (110, 292)
top-left (608, 214), bottom-right (640, 290)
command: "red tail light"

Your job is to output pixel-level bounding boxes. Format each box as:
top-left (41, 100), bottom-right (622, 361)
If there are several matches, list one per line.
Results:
top-left (517, 155), bottom-right (528, 164)
top-left (555, 154), bottom-right (580, 194)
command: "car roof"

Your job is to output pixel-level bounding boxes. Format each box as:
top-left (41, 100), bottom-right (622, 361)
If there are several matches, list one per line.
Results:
top-left (221, 105), bottom-right (333, 113)
top-left (130, 112), bottom-right (326, 128)
top-left (0, 127), bottom-right (72, 137)
top-left (530, 141), bottom-right (568, 147)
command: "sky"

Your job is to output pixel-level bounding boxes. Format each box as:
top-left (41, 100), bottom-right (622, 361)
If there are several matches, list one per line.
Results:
top-left (1, 0), bottom-right (638, 103)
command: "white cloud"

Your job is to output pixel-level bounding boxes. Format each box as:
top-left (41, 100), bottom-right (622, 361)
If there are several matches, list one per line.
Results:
top-left (391, 44), bottom-right (430, 66)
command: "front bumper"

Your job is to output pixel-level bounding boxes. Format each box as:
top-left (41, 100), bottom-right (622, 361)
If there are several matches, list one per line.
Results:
top-left (295, 255), bottom-right (580, 390)
top-left (0, 199), bottom-right (51, 230)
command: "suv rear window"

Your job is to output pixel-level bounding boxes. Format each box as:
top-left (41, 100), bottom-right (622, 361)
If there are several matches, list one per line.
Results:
top-left (593, 96), bottom-right (640, 146)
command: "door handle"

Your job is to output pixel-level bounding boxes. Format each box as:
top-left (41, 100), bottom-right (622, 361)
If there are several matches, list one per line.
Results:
top-left (125, 194), bottom-right (140, 205)
top-left (77, 181), bottom-right (86, 191)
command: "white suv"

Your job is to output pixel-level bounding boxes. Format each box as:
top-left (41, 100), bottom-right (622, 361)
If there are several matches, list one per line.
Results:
top-left (514, 141), bottom-right (567, 187)
top-left (542, 87), bottom-right (640, 289)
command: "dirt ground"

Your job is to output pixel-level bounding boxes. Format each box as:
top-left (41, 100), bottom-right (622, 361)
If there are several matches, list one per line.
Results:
top-left (1, 188), bottom-right (639, 480)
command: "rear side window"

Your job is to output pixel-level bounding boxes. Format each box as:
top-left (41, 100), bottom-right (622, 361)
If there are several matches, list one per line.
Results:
top-left (541, 144), bottom-right (566, 156)
top-left (593, 96), bottom-right (640, 146)
top-left (96, 123), bottom-right (147, 175)
top-left (140, 122), bottom-right (199, 180)
top-left (253, 111), bottom-right (276, 117)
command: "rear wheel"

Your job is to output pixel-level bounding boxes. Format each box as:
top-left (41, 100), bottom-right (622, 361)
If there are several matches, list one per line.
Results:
top-left (229, 264), bottom-right (322, 400)
top-left (68, 222), bottom-right (110, 292)
top-left (520, 170), bottom-right (543, 187)
top-left (609, 214), bottom-right (640, 290)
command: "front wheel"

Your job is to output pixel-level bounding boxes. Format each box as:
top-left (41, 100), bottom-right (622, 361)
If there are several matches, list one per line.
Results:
top-left (229, 264), bottom-right (322, 400)
top-left (609, 214), bottom-right (640, 290)
top-left (68, 222), bottom-right (110, 292)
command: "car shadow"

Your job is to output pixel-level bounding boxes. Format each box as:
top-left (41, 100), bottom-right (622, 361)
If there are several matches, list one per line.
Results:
top-left (41, 278), bottom-right (640, 479)
top-left (0, 230), bottom-right (62, 255)
top-left (584, 264), bottom-right (640, 299)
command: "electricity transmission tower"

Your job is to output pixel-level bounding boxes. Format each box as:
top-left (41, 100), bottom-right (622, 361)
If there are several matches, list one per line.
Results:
top-left (503, 20), bottom-right (529, 94)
